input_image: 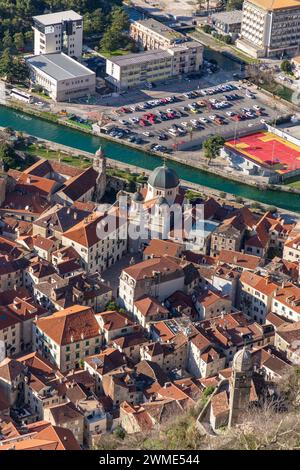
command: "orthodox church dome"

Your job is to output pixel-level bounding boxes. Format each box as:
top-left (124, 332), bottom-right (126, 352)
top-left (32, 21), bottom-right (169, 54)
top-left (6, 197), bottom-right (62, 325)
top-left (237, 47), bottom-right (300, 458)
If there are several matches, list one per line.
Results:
top-left (148, 165), bottom-right (179, 189)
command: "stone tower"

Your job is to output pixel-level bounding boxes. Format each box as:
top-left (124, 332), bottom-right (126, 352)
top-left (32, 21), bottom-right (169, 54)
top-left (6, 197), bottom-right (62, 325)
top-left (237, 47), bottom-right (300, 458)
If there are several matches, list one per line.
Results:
top-left (228, 347), bottom-right (253, 428)
top-left (93, 146), bottom-right (107, 202)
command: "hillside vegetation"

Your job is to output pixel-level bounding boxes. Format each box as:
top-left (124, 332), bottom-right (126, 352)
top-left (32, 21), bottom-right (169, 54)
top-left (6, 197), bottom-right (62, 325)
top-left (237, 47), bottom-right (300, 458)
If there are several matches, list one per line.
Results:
top-left (95, 368), bottom-right (300, 451)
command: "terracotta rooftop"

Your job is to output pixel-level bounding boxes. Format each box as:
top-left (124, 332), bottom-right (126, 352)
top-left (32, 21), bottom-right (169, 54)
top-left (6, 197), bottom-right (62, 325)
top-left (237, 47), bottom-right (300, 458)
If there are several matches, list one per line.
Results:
top-left (123, 255), bottom-right (184, 282)
top-left (240, 271), bottom-right (278, 296)
top-left (218, 249), bottom-right (261, 271)
top-left (143, 239), bottom-right (183, 259)
top-left (134, 296), bottom-right (169, 318)
top-left (96, 310), bottom-right (134, 331)
top-left (35, 305), bottom-right (101, 345)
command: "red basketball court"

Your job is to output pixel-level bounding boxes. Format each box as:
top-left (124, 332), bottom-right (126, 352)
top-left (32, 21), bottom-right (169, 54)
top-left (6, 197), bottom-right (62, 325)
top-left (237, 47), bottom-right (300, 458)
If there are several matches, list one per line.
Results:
top-left (226, 131), bottom-right (300, 174)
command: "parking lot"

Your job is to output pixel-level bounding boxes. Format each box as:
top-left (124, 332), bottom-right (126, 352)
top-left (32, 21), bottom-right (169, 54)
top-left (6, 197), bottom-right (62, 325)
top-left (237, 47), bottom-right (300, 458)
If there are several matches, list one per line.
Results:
top-left (102, 81), bottom-right (278, 153)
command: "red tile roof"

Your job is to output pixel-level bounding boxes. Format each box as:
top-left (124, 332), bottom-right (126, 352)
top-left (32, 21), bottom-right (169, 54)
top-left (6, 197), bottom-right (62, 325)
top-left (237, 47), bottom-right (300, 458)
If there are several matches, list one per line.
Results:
top-left (35, 305), bottom-right (100, 345)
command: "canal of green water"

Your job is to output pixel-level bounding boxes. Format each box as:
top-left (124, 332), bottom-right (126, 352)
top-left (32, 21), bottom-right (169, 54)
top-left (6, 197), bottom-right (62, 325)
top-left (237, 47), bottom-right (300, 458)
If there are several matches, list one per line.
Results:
top-left (1, 105), bottom-right (300, 212)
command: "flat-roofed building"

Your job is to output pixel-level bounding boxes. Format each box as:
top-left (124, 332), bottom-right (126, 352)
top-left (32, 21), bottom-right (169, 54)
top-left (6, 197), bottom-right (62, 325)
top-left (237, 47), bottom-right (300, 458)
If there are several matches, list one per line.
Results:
top-left (106, 41), bottom-right (203, 90)
top-left (210, 10), bottom-right (243, 40)
top-left (106, 50), bottom-right (172, 90)
top-left (110, 18), bottom-right (203, 90)
top-left (26, 52), bottom-right (95, 102)
top-left (237, 0), bottom-right (300, 58)
top-left (33, 10), bottom-right (83, 58)
top-left (130, 18), bottom-right (187, 50)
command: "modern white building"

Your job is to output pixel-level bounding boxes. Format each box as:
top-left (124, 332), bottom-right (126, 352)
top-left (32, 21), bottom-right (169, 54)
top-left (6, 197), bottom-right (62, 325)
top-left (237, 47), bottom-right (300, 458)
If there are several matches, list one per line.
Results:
top-left (237, 0), bottom-right (300, 58)
top-left (106, 41), bottom-right (203, 90)
top-left (33, 10), bottom-right (83, 58)
top-left (106, 17), bottom-right (204, 90)
top-left (26, 52), bottom-right (96, 102)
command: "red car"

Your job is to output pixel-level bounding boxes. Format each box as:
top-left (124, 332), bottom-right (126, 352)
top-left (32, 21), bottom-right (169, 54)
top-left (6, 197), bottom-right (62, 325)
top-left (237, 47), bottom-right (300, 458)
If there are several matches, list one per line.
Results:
top-left (139, 120), bottom-right (148, 126)
top-left (232, 114), bottom-right (242, 121)
top-left (145, 113), bottom-right (156, 120)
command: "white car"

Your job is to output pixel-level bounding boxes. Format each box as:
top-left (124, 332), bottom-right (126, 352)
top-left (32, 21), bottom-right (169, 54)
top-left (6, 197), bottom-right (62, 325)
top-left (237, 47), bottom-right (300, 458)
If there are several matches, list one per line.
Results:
top-left (209, 115), bottom-right (216, 121)
top-left (190, 119), bottom-right (198, 125)
top-left (253, 105), bottom-right (261, 111)
top-left (181, 121), bottom-right (189, 127)
top-left (199, 117), bottom-right (208, 123)
top-left (226, 111), bottom-right (234, 116)
top-left (119, 119), bottom-right (128, 125)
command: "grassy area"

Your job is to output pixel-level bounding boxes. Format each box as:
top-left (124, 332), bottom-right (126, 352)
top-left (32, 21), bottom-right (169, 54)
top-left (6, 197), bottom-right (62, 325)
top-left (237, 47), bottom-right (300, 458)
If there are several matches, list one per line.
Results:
top-left (191, 29), bottom-right (259, 65)
top-left (66, 118), bottom-right (93, 130)
top-left (107, 167), bottom-right (148, 183)
top-left (261, 81), bottom-right (294, 102)
top-left (99, 48), bottom-right (134, 58)
top-left (24, 143), bottom-right (91, 169)
top-left (283, 175), bottom-right (300, 189)
top-left (230, 46), bottom-right (259, 65)
top-left (185, 189), bottom-right (203, 202)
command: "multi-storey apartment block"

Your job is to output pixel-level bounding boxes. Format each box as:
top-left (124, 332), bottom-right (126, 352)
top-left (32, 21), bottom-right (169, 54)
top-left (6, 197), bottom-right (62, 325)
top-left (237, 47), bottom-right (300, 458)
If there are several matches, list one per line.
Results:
top-left (33, 10), bottom-right (83, 58)
top-left (237, 0), bottom-right (300, 58)
top-left (106, 18), bottom-right (203, 90)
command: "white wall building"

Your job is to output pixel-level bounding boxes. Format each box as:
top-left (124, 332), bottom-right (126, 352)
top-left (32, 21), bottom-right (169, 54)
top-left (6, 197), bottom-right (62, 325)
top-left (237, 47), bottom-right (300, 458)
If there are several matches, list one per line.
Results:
top-left (33, 10), bottom-right (83, 58)
top-left (237, 0), bottom-right (300, 58)
top-left (26, 53), bottom-right (96, 102)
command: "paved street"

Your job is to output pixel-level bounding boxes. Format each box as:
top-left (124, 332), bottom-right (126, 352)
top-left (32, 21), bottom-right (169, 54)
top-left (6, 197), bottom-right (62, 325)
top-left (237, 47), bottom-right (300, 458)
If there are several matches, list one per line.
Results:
top-left (101, 253), bottom-right (142, 298)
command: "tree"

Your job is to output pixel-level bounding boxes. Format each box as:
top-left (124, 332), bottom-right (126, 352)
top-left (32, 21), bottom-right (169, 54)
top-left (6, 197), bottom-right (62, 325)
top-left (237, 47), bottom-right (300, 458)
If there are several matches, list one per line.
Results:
top-left (202, 25), bottom-right (212, 34)
top-left (2, 30), bottom-right (13, 49)
top-left (203, 135), bottom-right (225, 164)
top-left (100, 27), bottom-right (121, 52)
top-left (110, 6), bottom-right (130, 32)
top-left (114, 425), bottom-right (126, 439)
top-left (24, 30), bottom-right (33, 45)
top-left (226, 0), bottom-right (243, 10)
top-left (0, 142), bottom-right (18, 171)
top-left (105, 300), bottom-right (119, 310)
top-left (12, 57), bottom-right (29, 82)
top-left (0, 49), bottom-right (13, 80)
top-left (281, 59), bottom-right (293, 74)
top-left (14, 32), bottom-right (25, 51)
top-left (92, 9), bottom-right (105, 34)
